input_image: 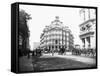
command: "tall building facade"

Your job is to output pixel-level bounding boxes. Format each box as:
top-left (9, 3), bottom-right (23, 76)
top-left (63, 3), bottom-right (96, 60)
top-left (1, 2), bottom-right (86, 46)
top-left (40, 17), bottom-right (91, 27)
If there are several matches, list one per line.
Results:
top-left (79, 9), bottom-right (96, 49)
top-left (40, 16), bottom-right (74, 52)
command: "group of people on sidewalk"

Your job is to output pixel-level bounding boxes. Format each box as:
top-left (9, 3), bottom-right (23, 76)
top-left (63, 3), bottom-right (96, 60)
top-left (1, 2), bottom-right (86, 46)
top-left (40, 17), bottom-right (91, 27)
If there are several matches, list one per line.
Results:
top-left (25, 47), bottom-right (96, 60)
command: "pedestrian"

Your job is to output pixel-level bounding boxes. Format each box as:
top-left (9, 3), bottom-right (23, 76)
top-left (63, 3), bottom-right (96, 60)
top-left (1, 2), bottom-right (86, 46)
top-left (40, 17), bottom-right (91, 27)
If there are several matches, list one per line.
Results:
top-left (32, 49), bottom-right (39, 71)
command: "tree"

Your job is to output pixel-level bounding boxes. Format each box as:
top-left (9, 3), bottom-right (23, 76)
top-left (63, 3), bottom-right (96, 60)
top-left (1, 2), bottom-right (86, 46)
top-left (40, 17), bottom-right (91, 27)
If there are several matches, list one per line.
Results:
top-left (19, 9), bottom-right (31, 56)
top-left (19, 9), bottom-right (31, 37)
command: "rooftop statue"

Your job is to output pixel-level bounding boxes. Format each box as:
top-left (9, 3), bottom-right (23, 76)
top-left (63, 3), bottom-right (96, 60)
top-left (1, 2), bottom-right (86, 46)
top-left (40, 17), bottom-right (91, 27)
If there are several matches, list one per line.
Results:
top-left (51, 16), bottom-right (63, 25)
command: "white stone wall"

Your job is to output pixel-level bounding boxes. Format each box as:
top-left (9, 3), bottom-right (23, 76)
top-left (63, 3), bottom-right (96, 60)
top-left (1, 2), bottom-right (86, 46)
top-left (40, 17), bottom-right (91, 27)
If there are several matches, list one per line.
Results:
top-left (40, 17), bottom-right (74, 50)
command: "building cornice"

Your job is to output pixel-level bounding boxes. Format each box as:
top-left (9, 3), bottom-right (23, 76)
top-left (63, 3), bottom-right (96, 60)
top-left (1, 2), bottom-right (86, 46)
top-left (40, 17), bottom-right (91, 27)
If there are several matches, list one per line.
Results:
top-left (79, 18), bottom-right (96, 27)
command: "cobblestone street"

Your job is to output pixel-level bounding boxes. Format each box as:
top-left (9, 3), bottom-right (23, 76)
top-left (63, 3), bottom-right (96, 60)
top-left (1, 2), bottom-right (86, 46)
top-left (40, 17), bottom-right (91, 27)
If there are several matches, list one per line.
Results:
top-left (42, 53), bottom-right (96, 64)
top-left (19, 53), bottom-right (96, 72)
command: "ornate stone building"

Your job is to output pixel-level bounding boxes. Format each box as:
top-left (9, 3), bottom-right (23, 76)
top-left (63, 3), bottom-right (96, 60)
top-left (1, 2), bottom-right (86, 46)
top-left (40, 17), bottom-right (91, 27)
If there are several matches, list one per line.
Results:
top-left (79, 9), bottom-right (96, 49)
top-left (40, 16), bottom-right (74, 52)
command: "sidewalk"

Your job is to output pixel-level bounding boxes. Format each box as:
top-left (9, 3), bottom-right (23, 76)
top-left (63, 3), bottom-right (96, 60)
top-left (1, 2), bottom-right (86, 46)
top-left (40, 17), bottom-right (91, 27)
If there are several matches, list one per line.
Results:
top-left (42, 53), bottom-right (96, 65)
top-left (19, 56), bottom-right (34, 72)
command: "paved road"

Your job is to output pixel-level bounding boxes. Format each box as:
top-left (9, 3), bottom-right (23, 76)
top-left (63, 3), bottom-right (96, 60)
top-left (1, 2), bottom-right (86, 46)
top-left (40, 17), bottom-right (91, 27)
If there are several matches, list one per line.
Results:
top-left (19, 53), bottom-right (96, 72)
top-left (42, 53), bottom-right (96, 65)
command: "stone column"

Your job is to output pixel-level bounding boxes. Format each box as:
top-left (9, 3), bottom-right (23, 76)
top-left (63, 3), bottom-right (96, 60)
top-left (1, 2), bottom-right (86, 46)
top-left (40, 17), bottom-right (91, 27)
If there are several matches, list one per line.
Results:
top-left (86, 37), bottom-right (91, 49)
top-left (88, 37), bottom-right (91, 48)
top-left (90, 36), bottom-right (95, 49)
top-left (82, 38), bottom-right (85, 48)
top-left (85, 37), bottom-right (88, 49)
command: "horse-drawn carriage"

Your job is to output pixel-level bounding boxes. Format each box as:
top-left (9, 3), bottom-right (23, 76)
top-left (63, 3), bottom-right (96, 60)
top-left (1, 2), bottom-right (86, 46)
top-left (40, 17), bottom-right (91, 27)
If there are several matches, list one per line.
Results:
top-left (72, 48), bottom-right (81, 55)
top-left (72, 48), bottom-right (96, 57)
top-left (32, 48), bottom-right (42, 57)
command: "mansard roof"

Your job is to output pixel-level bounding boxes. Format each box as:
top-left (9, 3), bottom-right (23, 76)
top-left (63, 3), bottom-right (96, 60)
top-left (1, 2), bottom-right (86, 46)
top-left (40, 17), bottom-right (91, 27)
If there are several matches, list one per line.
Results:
top-left (43, 16), bottom-right (70, 32)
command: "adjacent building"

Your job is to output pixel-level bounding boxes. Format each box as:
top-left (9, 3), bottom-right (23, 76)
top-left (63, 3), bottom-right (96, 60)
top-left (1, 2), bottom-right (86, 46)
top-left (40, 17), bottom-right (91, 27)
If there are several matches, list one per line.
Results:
top-left (75, 44), bottom-right (80, 49)
top-left (40, 16), bottom-right (74, 52)
top-left (79, 9), bottom-right (96, 49)
top-left (33, 42), bottom-right (40, 50)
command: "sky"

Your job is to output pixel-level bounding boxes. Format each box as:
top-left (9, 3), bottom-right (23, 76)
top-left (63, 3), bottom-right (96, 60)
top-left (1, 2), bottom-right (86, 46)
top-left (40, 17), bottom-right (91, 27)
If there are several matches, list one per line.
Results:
top-left (19, 4), bottom-right (84, 50)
